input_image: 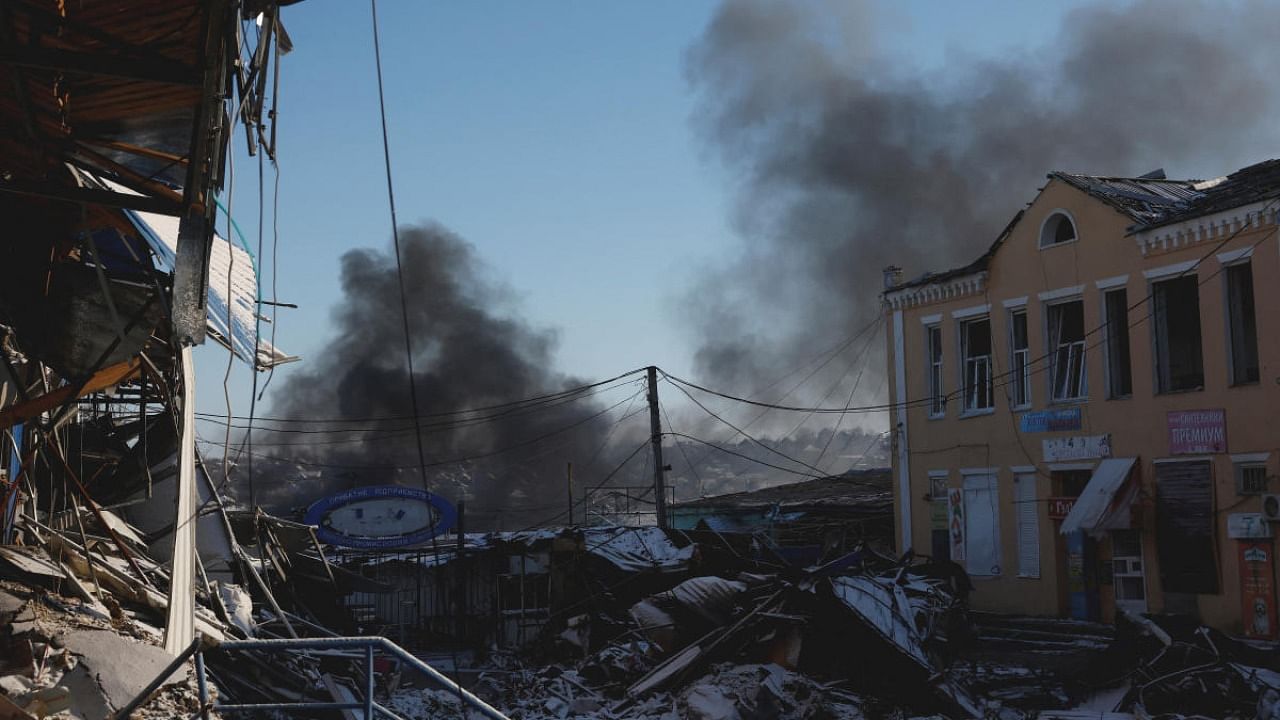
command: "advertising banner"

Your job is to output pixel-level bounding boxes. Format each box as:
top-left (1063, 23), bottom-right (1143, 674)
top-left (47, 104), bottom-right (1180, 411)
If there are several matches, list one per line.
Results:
top-left (1043, 434), bottom-right (1112, 462)
top-left (1019, 407), bottom-right (1083, 433)
top-left (1239, 540), bottom-right (1278, 640)
top-left (1168, 409), bottom-right (1227, 455)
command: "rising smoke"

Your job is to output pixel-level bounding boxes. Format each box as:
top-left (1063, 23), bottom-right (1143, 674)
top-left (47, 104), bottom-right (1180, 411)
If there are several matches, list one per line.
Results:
top-left (256, 224), bottom-right (622, 527)
top-left (682, 0), bottom-right (1280, 406)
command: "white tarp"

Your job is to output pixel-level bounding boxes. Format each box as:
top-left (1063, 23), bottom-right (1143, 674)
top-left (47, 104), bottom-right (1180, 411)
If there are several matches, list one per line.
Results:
top-left (1060, 457), bottom-right (1138, 537)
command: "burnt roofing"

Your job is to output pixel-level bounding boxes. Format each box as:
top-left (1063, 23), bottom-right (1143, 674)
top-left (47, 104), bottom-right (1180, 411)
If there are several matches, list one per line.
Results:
top-left (1050, 172), bottom-right (1201, 225)
top-left (1134, 158), bottom-right (1280, 232)
top-left (884, 159), bottom-right (1280, 294)
top-left (675, 469), bottom-right (891, 511)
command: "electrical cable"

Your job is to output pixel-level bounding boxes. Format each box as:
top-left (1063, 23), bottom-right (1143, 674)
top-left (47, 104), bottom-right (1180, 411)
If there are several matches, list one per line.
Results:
top-left (660, 400), bottom-right (704, 498)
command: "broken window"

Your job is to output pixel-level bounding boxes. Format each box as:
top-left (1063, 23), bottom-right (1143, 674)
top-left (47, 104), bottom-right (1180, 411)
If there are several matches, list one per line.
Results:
top-left (1226, 261), bottom-right (1259, 385)
top-left (1103, 289), bottom-right (1132, 398)
top-left (1015, 474), bottom-right (1039, 578)
top-left (1040, 212), bottom-right (1077, 247)
top-left (1152, 275), bottom-right (1204, 393)
top-left (1009, 309), bottom-right (1031, 408)
top-left (960, 317), bottom-right (992, 413)
top-left (1155, 460), bottom-right (1218, 594)
top-left (926, 324), bottom-right (944, 417)
top-left (1047, 300), bottom-right (1086, 401)
top-left (963, 474), bottom-right (1001, 577)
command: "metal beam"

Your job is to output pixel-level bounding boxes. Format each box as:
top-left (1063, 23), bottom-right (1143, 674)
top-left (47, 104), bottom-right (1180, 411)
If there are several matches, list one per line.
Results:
top-left (0, 180), bottom-right (182, 215)
top-left (0, 45), bottom-right (199, 86)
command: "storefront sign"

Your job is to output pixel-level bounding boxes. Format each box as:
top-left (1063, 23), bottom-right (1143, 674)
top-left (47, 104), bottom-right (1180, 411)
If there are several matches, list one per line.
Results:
top-left (1168, 409), bottom-right (1227, 454)
top-left (304, 485), bottom-right (457, 549)
top-left (948, 488), bottom-right (966, 563)
top-left (1228, 513), bottom-right (1274, 539)
top-left (1047, 497), bottom-right (1077, 520)
top-left (1019, 407), bottom-right (1083, 433)
top-left (1239, 540), bottom-right (1278, 640)
top-left (1043, 434), bottom-right (1112, 462)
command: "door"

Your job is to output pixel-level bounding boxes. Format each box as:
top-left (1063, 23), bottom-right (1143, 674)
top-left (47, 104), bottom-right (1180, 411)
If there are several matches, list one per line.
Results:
top-left (1112, 529), bottom-right (1147, 613)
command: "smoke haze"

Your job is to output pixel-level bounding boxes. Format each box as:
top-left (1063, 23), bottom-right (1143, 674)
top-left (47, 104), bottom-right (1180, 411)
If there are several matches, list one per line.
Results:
top-left (682, 0), bottom-right (1280, 409)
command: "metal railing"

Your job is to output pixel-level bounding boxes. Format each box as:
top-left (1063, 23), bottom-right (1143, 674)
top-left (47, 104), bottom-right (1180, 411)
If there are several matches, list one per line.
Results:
top-left (115, 635), bottom-right (510, 720)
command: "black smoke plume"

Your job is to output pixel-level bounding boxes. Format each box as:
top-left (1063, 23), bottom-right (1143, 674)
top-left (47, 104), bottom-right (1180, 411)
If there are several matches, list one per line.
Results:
top-left (254, 224), bottom-right (621, 527)
top-left (683, 0), bottom-right (1280, 407)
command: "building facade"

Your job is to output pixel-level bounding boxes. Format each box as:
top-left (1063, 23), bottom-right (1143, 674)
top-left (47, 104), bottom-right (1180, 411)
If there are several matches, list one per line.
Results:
top-left (883, 160), bottom-right (1280, 636)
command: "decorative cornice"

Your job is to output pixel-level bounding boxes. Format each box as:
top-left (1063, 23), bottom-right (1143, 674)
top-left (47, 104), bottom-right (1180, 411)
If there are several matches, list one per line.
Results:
top-left (1133, 201), bottom-right (1278, 257)
top-left (883, 271), bottom-right (988, 311)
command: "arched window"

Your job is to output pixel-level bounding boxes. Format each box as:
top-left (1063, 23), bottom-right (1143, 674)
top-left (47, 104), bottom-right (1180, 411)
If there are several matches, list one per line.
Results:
top-left (1039, 211), bottom-right (1077, 248)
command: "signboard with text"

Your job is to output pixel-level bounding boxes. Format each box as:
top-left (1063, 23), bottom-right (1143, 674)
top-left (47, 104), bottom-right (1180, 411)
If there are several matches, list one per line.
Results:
top-left (1168, 409), bottom-right (1227, 455)
top-left (1020, 407), bottom-right (1083, 433)
top-left (1043, 434), bottom-right (1112, 462)
top-left (1047, 497), bottom-right (1077, 520)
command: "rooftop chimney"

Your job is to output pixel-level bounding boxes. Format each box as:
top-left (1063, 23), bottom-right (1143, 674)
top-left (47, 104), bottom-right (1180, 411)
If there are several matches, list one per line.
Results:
top-left (882, 265), bottom-right (903, 290)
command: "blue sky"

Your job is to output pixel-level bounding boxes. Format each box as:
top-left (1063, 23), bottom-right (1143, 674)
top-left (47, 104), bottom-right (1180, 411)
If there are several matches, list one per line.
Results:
top-left (194, 1), bottom-right (1088, 427)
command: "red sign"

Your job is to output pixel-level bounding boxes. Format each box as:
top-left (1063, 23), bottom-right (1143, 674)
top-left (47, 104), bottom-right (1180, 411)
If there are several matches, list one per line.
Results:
top-left (1047, 497), bottom-right (1077, 520)
top-left (1239, 540), bottom-right (1277, 640)
top-left (1168, 409), bottom-right (1227, 455)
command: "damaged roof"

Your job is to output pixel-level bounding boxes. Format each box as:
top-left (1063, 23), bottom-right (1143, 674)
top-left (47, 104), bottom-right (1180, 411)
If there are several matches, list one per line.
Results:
top-left (885, 158), bottom-right (1280, 294)
top-left (1050, 170), bottom-right (1200, 225)
top-left (675, 469), bottom-right (891, 512)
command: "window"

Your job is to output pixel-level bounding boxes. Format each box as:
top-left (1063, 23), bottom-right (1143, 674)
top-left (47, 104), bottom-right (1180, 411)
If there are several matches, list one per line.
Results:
top-left (1047, 300), bottom-right (1086, 401)
top-left (1015, 474), bottom-right (1039, 578)
top-left (960, 317), bottom-right (993, 413)
top-left (1226, 262), bottom-right (1259, 385)
top-left (1103, 289), bottom-right (1133, 398)
top-left (926, 325), bottom-right (944, 417)
top-left (1237, 463), bottom-right (1268, 495)
top-left (1152, 275), bottom-right (1203, 393)
top-left (1009, 310), bottom-right (1031, 408)
top-left (963, 474), bottom-right (1001, 577)
top-left (1040, 211), bottom-right (1077, 248)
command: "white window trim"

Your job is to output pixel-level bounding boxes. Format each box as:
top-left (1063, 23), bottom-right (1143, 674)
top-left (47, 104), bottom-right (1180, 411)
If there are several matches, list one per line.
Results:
top-left (1045, 297), bottom-right (1087, 402)
top-left (1095, 275), bottom-right (1129, 290)
top-left (960, 466), bottom-right (1000, 476)
top-left (925, 323), bottom-right (945, 419)
top-left (919, 313), bottom-right (942, 325)
top-left (1143, 259), bottom-right (1198, 280)
top-left (1039, 209), bottom-right (1079, 249)
top-left (1101, 286), bottom-right (1132, 400)
top-left (1037, 285), bottom-right (1084, 302)
top-left (1047, 462), bottom-right (1094, 472)
top-left (1008, 307), bottom-right (1031, 409)
top-left (1002, 296), bottom-right (1028, 309)
top-left (1154, 456), bottom-right (1212, 464)
top-left (1231, 452), bottom-right (1271, 464)
top-left (1010, 465), bottom-right (1037, 474)
top-left (1218, 247), bottom-right (1254, 266)
top-left (927, 469), bottom-right (951, 478)
top-left (958, 315), bottom-right (993, 414)
top-left (951, 303), bottom-right (991, 319)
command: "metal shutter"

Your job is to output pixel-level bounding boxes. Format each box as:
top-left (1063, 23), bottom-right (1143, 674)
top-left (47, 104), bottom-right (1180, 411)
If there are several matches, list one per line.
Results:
top-left (1016, 474), bottom-right (1040, 578)
top-left (1155, 460), bottom-right (1218, 594)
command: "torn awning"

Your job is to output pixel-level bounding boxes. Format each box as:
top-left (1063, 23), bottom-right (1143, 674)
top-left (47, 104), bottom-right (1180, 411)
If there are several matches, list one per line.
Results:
top-left (86, 173), bottom-right (296, 368)
top-left (1060, 457), bottom-right (1139, 537)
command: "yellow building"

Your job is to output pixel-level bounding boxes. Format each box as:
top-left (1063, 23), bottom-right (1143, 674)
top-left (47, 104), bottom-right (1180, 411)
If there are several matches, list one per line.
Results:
top-left (883, 160), bottom-right (1280, 636)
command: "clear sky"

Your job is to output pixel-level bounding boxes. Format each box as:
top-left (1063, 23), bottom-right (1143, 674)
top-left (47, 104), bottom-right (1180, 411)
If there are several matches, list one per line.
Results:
top-left (194, 1), bottom-right (1090, 429)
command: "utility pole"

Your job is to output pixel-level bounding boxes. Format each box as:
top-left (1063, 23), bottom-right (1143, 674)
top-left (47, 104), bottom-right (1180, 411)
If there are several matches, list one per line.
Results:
top-left (647, 366), bottom-right (669, 528)
top-left (566, 462), bottom-right (575, 525)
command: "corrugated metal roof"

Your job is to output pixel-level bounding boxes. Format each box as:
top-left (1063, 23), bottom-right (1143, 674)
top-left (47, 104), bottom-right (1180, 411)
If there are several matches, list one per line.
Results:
top-left (1135, 159), bottom-right (1280, 231)
top-left (91, 173), bottom-right (295, 368)
top-left (1050, 172), bottom-right (1201, 225)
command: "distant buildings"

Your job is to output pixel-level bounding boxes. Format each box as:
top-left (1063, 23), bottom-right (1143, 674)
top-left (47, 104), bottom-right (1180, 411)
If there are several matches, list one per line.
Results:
top-left (883, 160), bottom-right (1280, 637)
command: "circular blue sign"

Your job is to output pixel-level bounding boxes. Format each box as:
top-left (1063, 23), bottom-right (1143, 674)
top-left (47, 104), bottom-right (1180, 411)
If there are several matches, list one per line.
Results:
top-left (304, 485), bottom-right (457, 549)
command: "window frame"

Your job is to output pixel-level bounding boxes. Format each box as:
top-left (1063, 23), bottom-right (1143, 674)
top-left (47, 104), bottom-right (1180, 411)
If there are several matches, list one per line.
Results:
top-left (1102, 288), bottom-right (1133, 399)
top-left (958, 316), bottom-right (994, 415)
top-left (1045, 298), bottom-right (1087, 403)
top-left (1150, 274), bottom-right (1205, 395)
top-left (1235, 462), bottom-right (1269, 495)
top-left (1038, 209), bottom-right (1079, 249)
top-left (1008, 308), bottom-right (1031, 410)
top-left (962, 472), bottom-right (1002, 577)
top-left (1224, 259), bottom-right (1260, 387)
top-left (925, 324), bottom-right (945, 419)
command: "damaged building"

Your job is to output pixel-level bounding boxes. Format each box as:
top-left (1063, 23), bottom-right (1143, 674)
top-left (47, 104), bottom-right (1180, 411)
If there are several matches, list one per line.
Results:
top-left (883, 159), bottom-right (1280, 637)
